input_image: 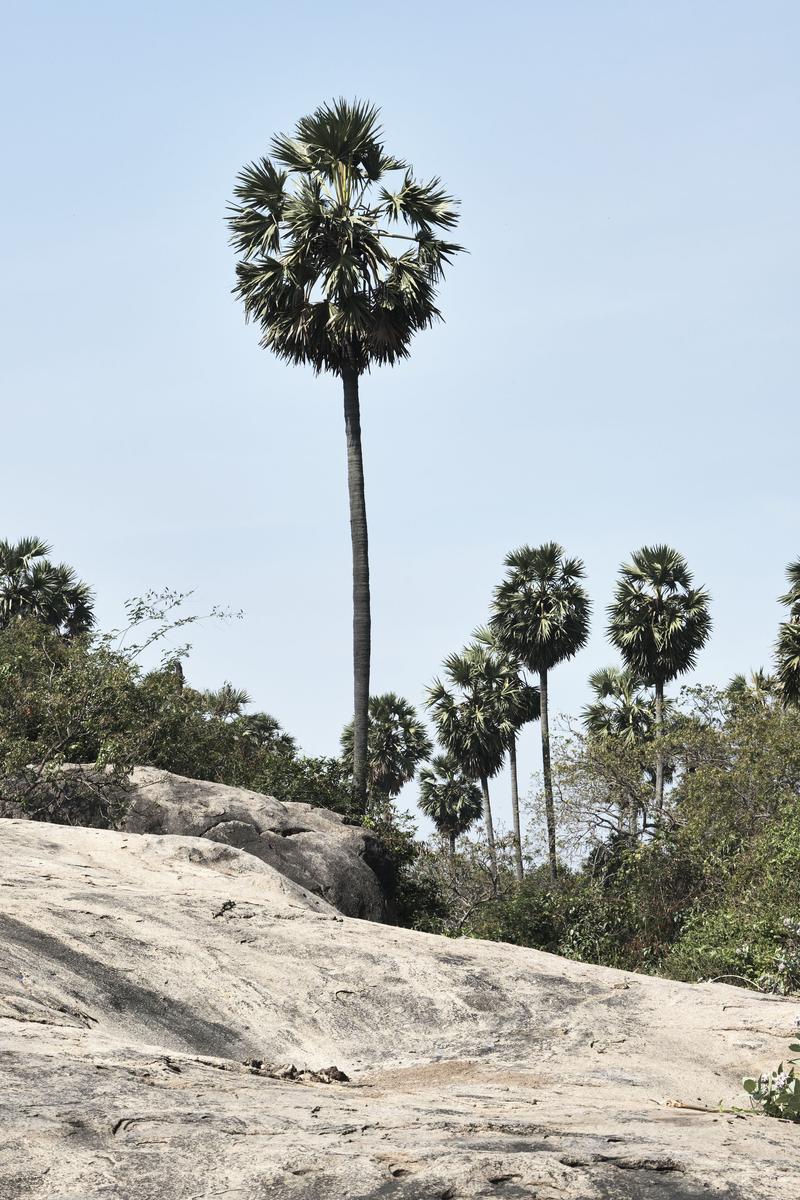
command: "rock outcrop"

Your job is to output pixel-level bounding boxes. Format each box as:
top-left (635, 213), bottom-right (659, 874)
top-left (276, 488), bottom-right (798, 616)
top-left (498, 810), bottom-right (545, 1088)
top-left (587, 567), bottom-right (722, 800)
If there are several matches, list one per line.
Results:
top-left (3, 765), bottom-right (389, 921)
top-left (120, 766), bottom-right (388, 920)
top-left (1, 817), bottom-right (798, 1198)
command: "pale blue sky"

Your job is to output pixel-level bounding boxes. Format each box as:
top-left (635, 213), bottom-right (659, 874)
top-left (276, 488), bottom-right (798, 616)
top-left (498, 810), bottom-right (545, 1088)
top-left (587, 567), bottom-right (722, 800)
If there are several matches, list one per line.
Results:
top-left (2, 2), bottom-right (798, 836)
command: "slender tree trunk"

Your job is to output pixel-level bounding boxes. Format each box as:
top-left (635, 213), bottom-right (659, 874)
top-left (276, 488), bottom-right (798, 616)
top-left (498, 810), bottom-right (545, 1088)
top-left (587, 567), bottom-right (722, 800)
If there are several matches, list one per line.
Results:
top-left (448, 830), bottom-right (456, 858)
top-left (509, 736), bottom-right (524, 882)
top-left (628, 788), bottom-right (638, 843)
top-left (479, 774), bottom-right (498, 888)
top-left (342, 365), bottom-right (370, 813)
top-left (654, 679), bottom-right (664, 818)
top-left (539, 668), bottom-right (557, 881)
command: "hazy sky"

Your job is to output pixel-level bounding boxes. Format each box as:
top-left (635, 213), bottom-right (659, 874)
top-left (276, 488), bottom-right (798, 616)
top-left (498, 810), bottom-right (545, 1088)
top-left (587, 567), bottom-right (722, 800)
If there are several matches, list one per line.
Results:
top-left (2, 2), bottom-right (798, 838)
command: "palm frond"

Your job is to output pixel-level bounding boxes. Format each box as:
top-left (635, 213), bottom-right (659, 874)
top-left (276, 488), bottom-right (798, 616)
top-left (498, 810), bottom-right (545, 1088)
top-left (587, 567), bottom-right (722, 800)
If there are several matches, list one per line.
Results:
top-left (227, 99), bottom-right (463, 375)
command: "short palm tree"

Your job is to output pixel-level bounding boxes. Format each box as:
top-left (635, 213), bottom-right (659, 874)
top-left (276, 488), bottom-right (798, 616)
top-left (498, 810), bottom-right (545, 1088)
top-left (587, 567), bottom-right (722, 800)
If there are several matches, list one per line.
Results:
top-left (202, 682), bottom-right (252, 720)
top-left (582, 666), bottom-right (655, 748)
top-left (582, 666), bottom-right (659, 838)
top-left (490, 543), bottom-right (590, 879)
top-left (228, 99), bottom-right (462, 811)
top-left (726, 668), bottom-right (776, 709)
top-left (418, 754), bottom-right (483, 856)
top-left (426, 644), bottom-right (524, 884)
top-left (234, 711), bottom-right (297, 756)
top-left (776, 558), bottom-right (800, 708)
top-left (608, 545), bottom-right (711, 814)
top-left (474, 626), bottom-right (540, 881)
top-left (0, 537), bottom-right (94, 637)
top-left (341, 692), bottom-right (432, 803)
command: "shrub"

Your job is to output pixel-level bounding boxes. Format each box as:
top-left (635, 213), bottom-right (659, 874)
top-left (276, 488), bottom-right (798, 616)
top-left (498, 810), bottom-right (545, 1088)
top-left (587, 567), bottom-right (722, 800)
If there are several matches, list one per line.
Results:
top-left (743, 1022), bottom-right (800, 1120)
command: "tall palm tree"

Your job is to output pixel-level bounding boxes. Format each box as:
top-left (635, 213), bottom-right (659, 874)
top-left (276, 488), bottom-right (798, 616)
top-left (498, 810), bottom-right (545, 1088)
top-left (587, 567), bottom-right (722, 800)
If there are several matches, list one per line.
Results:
top-left (608, 545), bottom-right (711, 814)
top-left (0, 537), bottom-right (94, 637)
top-left (490, 543), bottom-right (590, 880)
top-left (426, 644), bottom-right (524, 884)
top-left (474, 626), bottom-right (540, 881)
top-left (227, 99), bottom-right (462, 811)
top-left (418, 754), bottom-right (483, 856)
top-left (341, 692), bottom-right (432, 804)
top-left (776, 558), bottom-right (800, 708)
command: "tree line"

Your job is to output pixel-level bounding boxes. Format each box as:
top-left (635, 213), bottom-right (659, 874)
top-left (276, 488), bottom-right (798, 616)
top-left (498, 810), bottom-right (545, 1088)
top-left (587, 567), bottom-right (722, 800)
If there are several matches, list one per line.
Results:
top-left (3, 532), bottom-right (798, 877)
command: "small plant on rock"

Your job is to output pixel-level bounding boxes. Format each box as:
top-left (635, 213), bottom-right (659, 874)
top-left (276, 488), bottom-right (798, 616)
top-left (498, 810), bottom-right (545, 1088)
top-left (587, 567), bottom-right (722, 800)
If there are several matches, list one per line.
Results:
top-left (743, 1018), bottom-right (800, 1120)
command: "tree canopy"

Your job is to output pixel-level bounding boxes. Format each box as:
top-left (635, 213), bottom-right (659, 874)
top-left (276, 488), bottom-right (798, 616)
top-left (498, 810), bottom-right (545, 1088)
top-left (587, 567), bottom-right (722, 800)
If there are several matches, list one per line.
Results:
top-left (0, 537), bottom-right (94, 638)
top-left (227, 98), bottom-right (462, 376)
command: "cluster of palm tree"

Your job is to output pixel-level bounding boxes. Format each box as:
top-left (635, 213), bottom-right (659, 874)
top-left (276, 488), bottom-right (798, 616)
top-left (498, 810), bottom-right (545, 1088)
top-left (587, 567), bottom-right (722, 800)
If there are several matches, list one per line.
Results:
top-left (332, 542), bottom-right (718, 880)
top-left (420, 545), bottom-right (800, 869)
top-left (420, 543), bottom-right (719, 877)
top-left (427, 543), bottom-right (589, 882)
top-left (0, 537), bottom-right (94, 638)
top-left (227, 99), bottom-right (799, 858)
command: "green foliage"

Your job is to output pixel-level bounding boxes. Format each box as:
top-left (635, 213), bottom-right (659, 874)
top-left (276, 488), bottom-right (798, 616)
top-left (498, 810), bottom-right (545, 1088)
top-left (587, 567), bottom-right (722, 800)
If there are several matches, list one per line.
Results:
top-left (663, 807), bottom-right (800, 993)
top-left (409, 685), bottom-right (800, 998)
top-left (743, 1027), bottom-right (800, 1121)
top-left (418, 754), bottom-right (483, 846)
top-left (608, 545), bottom-right (711, 688)
top-left (0, 536), bottom-right (94, 637)
top-left (463, 841), bottom-right (698, 969)
top-left (341, 692), bottom-right (431, 802)
top-left (361, 800), bottom-right (430, 924)
top-left (490, 543), bottom-right (590, 675)
top-left (0, 600), bottom-right (352, 825)
top-left (426, 644), bottom-right (528, 782)
top-left (250, 752), bottom-right (354, 815)
top-left (227, 97), bottom-right (462, 376)
top-left (776, 558), bottom-right (800, 707)
top-left (582, 666), bottom-right (657, 747)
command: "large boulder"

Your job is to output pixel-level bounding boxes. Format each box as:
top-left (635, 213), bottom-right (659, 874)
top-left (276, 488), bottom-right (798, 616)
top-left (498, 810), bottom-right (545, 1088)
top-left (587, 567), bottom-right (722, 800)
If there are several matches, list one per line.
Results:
top-left (120, 766), bottom-right (388, 921)
top-left (1, 816), bottom-right (797, 1199)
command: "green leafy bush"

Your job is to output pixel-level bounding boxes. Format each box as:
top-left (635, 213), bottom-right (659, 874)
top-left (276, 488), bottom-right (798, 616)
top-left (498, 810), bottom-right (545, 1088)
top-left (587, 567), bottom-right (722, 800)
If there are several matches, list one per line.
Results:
top-left (744, 1024), bottom-right (800, 1120)
top-left (0, 604), bottom-right (353, 826)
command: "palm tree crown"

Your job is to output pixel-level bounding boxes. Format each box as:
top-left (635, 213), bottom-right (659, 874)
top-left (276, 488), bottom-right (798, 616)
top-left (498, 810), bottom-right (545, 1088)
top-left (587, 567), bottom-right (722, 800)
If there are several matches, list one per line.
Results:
top-left (426, 645), bottom-right (527, 781)
top-left (489, 543), bottom-right (590, 672)
top-left (202, 682), bottom-right (252, 720)
top-left (0, 537), bottom-right (95, 638)
top-left (227, 98), bottom-right (462, 375)
top-left (341, 692), bottom-right (432, 800)
top-left (418, 754), bottom-right (483, 846)
top-left (472, 626), bottom-right (540, 731)
top-left (726, 669), bottom-right (777, 709)
top-left (608, 545), bottom-right (711, 685)
top-left (235, 711), bottom-right (297, 756)
top-left (582, 666), bottom-right (656, 747)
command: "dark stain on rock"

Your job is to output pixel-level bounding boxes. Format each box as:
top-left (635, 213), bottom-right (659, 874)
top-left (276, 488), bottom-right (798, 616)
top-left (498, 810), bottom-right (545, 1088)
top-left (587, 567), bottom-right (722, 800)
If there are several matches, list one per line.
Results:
top-left (0, 914), bottom-right (243, 1058)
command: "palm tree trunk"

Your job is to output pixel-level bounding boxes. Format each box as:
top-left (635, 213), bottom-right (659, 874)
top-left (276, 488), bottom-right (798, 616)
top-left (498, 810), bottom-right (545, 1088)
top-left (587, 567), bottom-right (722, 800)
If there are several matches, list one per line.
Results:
top-left (448, 830), bottom-right (456, 858)
top-left (654, 679), bottom-right (664, 818)
top-left (479, 774), bottom-right (498, 887)
top-left (509, 736), bottom-right (524, 882)
top-left (342, 364), bottom-right (370, 814)
top-left (539, 668), bottom-right (557, 881)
